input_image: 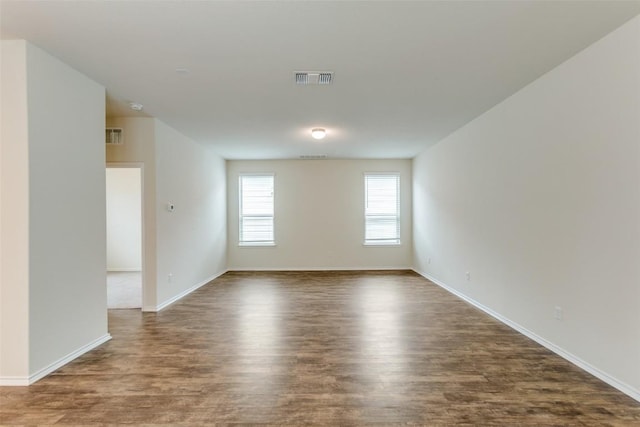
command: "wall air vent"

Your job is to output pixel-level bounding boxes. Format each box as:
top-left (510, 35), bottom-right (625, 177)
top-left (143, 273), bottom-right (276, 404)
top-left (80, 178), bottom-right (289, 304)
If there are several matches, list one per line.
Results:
top-left (105, 128), bottom-right (123, 145)
top-left (295, 71), bottom-right (333, 85)
top-left (300, 155), bottom-right (328, 160)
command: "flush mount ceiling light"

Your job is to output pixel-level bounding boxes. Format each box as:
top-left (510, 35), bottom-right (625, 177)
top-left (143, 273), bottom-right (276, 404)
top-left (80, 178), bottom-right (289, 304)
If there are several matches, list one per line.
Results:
top-left (129, 102), bottom-right (144, 111)
top-left (311, 128), bottom-right (326, 140)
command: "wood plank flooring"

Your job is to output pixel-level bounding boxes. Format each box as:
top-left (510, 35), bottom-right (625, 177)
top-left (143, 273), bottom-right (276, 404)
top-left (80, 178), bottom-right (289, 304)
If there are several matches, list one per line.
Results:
top-left (2, 270), bottom-right (639, 425)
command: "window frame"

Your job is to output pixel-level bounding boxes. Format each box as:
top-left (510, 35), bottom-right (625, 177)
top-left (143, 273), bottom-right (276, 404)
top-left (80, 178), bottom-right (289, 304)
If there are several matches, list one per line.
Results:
top-left (238, 173), bottom-right (276, 247)
top-left (363, 172), bottom-right (401, 246)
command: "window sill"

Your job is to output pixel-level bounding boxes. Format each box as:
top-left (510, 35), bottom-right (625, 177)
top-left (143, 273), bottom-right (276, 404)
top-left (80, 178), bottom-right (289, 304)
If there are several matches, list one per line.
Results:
top-left (363, 241), bottom-right (401, 247)
top-left (238, 242), bottom-right (276, 247)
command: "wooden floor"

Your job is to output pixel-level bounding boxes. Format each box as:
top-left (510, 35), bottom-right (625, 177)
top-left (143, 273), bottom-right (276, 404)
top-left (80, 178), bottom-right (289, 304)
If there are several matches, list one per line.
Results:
top-left (2, 271), bottom-right (639, 425)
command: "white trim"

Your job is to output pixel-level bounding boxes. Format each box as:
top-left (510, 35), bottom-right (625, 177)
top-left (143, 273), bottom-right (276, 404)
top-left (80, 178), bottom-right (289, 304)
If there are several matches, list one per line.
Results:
top-left (238, 173), bottom-right (275, 247)
top-left (0, 376), bottom-right (29, 386)
top-left (0, 333), bottom-right (112, 386)
top-left (362, 171), bottom-right (402, 176)
top-left (363, 241), bottom-right (401, 246)
top-left (107, 268), bottom-right (142, 272)
top-left (153, 270), bottom-right (227, 312)
top-left (364, 173), bottom-right (401, 245)
top-left (228, 267), bottom-right (413, 272)
top-left (106, 162), bottom-right (147, 310)
top-left (413, 269), bottom-right (640, 404)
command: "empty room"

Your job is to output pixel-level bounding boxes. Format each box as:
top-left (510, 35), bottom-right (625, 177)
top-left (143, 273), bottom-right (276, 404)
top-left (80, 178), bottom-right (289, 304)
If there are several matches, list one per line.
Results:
top-left (1, 0), bottom-right (639, 425)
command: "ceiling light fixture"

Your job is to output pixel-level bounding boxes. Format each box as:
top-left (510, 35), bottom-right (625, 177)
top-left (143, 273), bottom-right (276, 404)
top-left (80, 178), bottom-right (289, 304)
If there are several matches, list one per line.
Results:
top-left (129, 102), bottom-right (144, 111)
top-left (311, 128), bottom-right (326, 140)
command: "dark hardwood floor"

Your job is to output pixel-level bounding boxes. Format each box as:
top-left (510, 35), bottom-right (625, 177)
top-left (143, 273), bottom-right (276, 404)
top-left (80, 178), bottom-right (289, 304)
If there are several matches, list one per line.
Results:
top-left (2, 270), bottom-right (639, 425)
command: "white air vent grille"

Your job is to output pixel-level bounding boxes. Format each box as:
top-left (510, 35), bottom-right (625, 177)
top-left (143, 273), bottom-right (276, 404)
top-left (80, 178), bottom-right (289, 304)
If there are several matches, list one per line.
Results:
top-left (300, 155), bottom-right (327, 160)
top-left (295, 73), bottom-right (308, 85)
top-left (295, 72), bottom-right (333, 85)
top-left (105, 128), bottom-right (123, 145)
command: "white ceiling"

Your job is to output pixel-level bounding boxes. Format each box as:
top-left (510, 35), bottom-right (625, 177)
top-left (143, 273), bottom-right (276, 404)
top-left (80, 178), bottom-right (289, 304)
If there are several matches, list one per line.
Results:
top-left (2, 0), bottom-right (639, 160)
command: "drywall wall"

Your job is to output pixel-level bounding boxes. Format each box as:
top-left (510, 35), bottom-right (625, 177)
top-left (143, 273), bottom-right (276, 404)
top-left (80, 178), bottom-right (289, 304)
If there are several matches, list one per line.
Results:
top-left (227, 159), bottom-right (412, 270)
top-left (107, 117), bottom-right (227, 310)
top-left (106, 117), bottom-right (157, 310)
top-left (26, 42), bottom-right (109, 377)
top-left (413, 16), bottom-right (640, 398)
top-left (1, 41), bottom-right (109, 383)
top-left (106, 168), bottom-right (142, 271)
top-left (0, 40), bottom-right (30, 382)
top-left (154, 120), bottom-right (227, 307)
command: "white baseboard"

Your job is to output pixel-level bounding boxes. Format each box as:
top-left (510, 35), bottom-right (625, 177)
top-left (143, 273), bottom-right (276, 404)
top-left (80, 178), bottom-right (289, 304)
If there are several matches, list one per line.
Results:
top-left (227, 267), bottom-right (413, 272)
top-left (413, 269), bottom-right (640, 403)
top-left (142, 304), bottom-right (157, 312)
top-left (107, 268), bottom-right (142, 272)
top-left (154, 270), bottom-right (227, 312)
top-left (0, 333), bottom-right (112, 386)
top-left (0, 376), bottom-right (29, 386)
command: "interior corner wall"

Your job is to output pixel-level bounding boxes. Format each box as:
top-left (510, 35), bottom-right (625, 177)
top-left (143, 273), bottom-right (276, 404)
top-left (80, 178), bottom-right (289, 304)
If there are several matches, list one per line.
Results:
top-left (412, 16), bottom-right (640, 398)
top-left (106, 117), bottom-right (227, 311)
top-left (0, 40), bottom-right (30, 381)
top-left (26, 42), bottom-right (109, 377)
top-left (227, 159), bottom-right (412, 270)
top-left (1, 40), bottom-right (109, 382)
top-left (154, 120), bottom-right (227, 307)
top-left (106, 117), bottom-right (157, 310)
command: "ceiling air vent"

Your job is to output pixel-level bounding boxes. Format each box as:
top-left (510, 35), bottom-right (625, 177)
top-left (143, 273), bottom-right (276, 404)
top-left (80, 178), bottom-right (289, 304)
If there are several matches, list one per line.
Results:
top-left (295, 71), bottom-right (333, 85)
top-left (105, 128), bottom-right (123, 145)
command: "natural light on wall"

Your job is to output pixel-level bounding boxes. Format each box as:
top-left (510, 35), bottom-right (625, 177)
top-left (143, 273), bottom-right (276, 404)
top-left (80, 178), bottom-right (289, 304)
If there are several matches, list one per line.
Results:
top-left (239, 174), bottom-right (275, 246)
top-left (364, 173), bottom-right (400, 245)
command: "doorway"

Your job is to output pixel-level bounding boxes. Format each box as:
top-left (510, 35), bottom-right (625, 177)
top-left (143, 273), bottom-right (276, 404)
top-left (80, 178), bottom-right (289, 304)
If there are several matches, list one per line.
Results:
top-left (106, 166), bottom-right (143, 309)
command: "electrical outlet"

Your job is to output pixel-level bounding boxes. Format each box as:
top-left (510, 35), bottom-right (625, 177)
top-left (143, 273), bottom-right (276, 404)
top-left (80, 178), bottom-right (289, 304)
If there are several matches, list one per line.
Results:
top-left (465, 271), bottom-right (470, 281)
top-left (554, 306), bottom-right (563, 321)
top-left (168, 273), bottom-right (173, 283)
top-left (428, 257), bottom-right (431, 264)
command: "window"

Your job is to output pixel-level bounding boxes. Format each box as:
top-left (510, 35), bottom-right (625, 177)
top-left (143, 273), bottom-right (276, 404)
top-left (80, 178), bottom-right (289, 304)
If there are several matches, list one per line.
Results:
top-left (239, 174), bottom-right (274, 246)
top-left (364, 173), bottom-right (400, 245)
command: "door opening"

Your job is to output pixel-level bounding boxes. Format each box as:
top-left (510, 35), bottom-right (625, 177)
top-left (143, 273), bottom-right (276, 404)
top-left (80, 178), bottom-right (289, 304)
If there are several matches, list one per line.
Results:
top-left (106, 166), bottom-right (143, 309)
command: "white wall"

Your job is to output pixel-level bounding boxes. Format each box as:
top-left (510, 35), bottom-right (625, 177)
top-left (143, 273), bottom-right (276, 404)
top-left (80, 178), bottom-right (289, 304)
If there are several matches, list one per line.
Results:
top-left (106, 117), bottom-right (227, 310)
top-left (413, 16), bottom-right (640, 399)
top-left (107, 117), bottom-right (157, 310)
top-left (227, 159), bottom-right (412, 270)
top-left (1, 41), bottom-right (109, 383)
top-left (106, 168), bottom-right (142, 271)
top-left (0, 40), bottom-right (30, 382)
top-left (27, 42), bottom-right (109, 377)
top-left (155, 120), bottom-right (227, 307)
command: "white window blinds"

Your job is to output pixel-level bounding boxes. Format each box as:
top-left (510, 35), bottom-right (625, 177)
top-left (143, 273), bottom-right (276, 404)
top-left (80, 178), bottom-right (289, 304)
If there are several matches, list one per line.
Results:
top-left (364, 173), bottom-right (400, 245)
top-left (239, 174), bottom-right (274, 245)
